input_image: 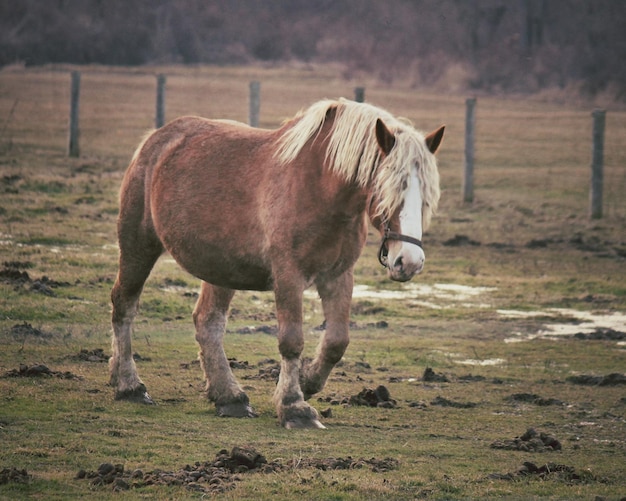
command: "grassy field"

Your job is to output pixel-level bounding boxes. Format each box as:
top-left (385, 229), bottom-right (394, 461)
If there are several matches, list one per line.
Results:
top-left (0, 64), bottom-right (625, 500)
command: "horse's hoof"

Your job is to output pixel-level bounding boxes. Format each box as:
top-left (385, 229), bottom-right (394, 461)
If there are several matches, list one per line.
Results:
top-left (279, 401), bottom-right (326, 429)
top-left (216, 402), bottom-right (258, 418)
top-left (115, 387), bottom-right (155, 405)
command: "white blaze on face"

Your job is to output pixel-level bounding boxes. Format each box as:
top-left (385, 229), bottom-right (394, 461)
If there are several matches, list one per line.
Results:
top-left (388, 167), bottom-right (425, 279)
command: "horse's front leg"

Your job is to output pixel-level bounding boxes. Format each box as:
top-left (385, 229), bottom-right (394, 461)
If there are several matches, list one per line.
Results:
top-left (301, 270), bottom-right (352, 399)
top-left (273, 280), bottom-right (325, 429)
top-left (194, 282), bottom-right (257, 418)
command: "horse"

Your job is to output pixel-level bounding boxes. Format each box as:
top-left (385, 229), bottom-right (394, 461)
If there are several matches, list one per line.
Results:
top-left (109, 97), bottom-right (444, 429)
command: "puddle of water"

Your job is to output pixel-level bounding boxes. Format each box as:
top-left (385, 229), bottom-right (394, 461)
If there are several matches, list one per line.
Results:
top-left (456, 358), bottom-right (506, 366)
top-left (151, 272), bottom-right (626, 347)
top-left (501, 308), bottom-right (626, 343)
top-left (348, 283), bottom-right (495, 309)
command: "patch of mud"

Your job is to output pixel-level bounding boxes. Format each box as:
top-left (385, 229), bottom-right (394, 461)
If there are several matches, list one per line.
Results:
top-left (348, 385), bottom-right (397, 408)
top-left (8, 321), bottom-right (54, 340)
top-left (241, 359), bottom-right (280, 382)
top-left (457, 374), bottom-right (487, 382)
top-left (525, 238), bottom-right (551, 249)
top-left (228, 358), bottom-right (251, 369)
top-left (30, 276), bottom-right (70, 295)
top-left (0, 267), bottom-right (30, 285)
top-left (430, 396), bottom-right (477, 409)
top-left (317, 385), bottom-right (398, 408)
top-left (131, 352), bottom-right (151, 362)
top-left (234, 325), bottom-right (277, 335)
top-left (0, 262), bottom-right (70, 296)
top-left (443, 234), bottom-right (481, 246)
top-left (317, 393), bottom-right (351, 406)
top-left (1, 364), bottom-right (82, 380)
top-left (566, 373), bottom-right (626, 386)
top-left (75, 446), bottom-right (398, 493)
top-left (0, 467), bottom-right (31, 485)
top-left (489, 462), bottom-right (594, 483)
top-left (490, 428), bottom-right (562, 452)
top-left (520, 234), bottom-right (625, 260)
top-left (422, 367), bottom-right (450, 382)
top-left (75, 449), bottom-right (258, 494)
top-left (572, 328), bottom-right (626, 341)
top-left (505, 393), bottom-right (566, 406)
top-left (569, 234), bottom-right (626, 258)
top-left (70, 348), bottom-right (110, 363)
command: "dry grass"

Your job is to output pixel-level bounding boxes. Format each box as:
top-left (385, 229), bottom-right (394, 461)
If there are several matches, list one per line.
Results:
top-left (0, 64), bottom-right (625, 500)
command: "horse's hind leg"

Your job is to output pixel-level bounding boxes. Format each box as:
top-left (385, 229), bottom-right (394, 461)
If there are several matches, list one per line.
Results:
top-left (300, 270), bottom-right (352, 399)
top-left (110, 218), bottom-right (163, 404)
top-left (193, 282), bottom-right (256, 418)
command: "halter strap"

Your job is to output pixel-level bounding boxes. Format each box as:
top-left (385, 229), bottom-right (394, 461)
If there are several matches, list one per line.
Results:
top-left (377, 225), bottom-right (423, 267)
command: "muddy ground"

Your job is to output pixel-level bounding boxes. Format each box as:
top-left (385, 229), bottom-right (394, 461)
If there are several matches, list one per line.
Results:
top-left (2, 354), bottom-right (625, 494)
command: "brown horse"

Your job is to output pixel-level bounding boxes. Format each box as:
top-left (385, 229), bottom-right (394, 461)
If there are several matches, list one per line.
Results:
top-left (110, 98), bottom-right (444, 429)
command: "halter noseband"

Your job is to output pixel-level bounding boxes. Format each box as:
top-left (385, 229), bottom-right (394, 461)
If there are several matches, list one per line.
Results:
top-left (377, 223), bottom-right (423, 268)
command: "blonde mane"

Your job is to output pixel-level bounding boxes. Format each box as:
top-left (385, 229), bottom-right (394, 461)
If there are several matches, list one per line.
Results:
top-left (275, 98), bottom-right (440, 228)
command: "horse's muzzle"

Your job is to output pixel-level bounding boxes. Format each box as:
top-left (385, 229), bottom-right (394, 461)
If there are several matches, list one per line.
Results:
top-left (378, 227), bottom-right (424, 281)
top-left (388, 253), bottom-right (424, 282)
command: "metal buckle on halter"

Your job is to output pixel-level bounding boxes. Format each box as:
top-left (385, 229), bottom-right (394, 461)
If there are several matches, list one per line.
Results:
top-left (377, 225), bottom-right (423, 268)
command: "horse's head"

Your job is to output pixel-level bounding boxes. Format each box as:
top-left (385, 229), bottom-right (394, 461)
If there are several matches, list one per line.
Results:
top-left (369, 119), bottom-right (444, 282)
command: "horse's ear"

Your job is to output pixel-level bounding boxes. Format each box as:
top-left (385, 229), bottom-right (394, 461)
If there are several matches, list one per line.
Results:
top-left (425, 125), bottom-right (445, 154)
top-left (375, 118), bottom-right (396, 156)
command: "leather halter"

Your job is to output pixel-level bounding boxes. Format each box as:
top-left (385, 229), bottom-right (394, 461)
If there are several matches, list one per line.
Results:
top-left (377, 222), bottom-right (423, 268)
top-left (369, 196), bottom-right (424, 268)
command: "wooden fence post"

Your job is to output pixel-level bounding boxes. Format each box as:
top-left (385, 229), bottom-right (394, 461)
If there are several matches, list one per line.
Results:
top-left (354, 87), bottom-right (365, 103)
top-left (589, 109), bottom-right (606, 219)
top-left (68, 71), bottom-right (81, 157)
top-left (156, 74), bottom-right (166, 128)
top-left (463, 97), bottom-right (476, 203)
top-left (249, 81), bottom-right (260, 127)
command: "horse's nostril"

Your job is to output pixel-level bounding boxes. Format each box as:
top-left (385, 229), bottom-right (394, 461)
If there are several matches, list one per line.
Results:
top-left (393, 256), bottom-right (403, 270)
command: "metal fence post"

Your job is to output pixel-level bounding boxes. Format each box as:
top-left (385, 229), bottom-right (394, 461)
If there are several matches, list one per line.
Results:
top-left (249, 81), bottom-right (260, 127)
top-left (589, 109), bottom-right (606, 219)
top-left (68, 71), bottom-right (81, 157)
top-left (156, 74), bottom-right (166, 128)
top-left (463, 97), bottom-right (476, 203)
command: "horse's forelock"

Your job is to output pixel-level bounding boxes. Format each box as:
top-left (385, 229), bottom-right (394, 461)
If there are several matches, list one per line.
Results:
top-left (372, 127), bottom-right (440, 229)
